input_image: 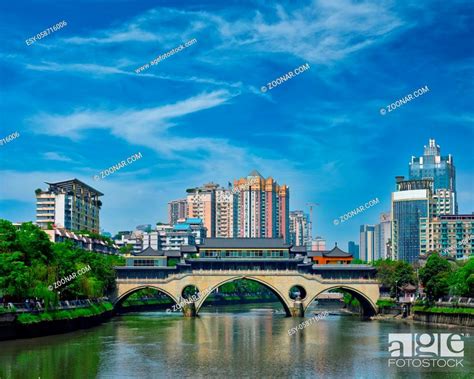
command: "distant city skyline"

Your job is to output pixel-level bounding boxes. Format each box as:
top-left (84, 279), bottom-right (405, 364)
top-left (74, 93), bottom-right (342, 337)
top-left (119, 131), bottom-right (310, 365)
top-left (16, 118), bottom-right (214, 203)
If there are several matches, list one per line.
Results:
top-left (1, 1), bottom-right (473, 249)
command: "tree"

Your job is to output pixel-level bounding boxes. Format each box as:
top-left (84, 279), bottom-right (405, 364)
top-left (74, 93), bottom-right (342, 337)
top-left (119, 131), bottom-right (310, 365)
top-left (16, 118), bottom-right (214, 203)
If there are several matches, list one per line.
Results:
top-left (449, 258), bottom-right (474, 297)
top-left (419, 253), bottom-right (452, 301)
top-left (374, 259), bottom-right (416, 297)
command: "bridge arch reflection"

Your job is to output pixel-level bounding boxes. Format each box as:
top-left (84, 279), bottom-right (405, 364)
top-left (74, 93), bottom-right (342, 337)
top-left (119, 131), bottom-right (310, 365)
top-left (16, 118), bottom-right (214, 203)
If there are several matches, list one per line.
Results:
top-left (114, 285), bottom-right (179, 309)
top-left (195, 276), bottom-right (292, 316)
top-left (305, 286), bottom-right (377, 318)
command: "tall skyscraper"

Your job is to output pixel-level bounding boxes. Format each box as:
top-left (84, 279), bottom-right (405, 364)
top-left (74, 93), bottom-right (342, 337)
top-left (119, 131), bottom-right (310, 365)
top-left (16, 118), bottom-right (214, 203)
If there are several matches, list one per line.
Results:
top-left (409, 139), bottom-right (457, 214)
top-left (374, 212), bottom-right (391, 260)
top-left (168, 199), bottom-right (188, 225)
top-left (391, 177), bottom-right (435, 263)
top-left (348, 241), bottom-right (360, 260)
top-left (186, 183), bottom-right (218, 238)
top-left (215, 187), bottom-right (235, 238)
top-left (233, 170), bottom-right (290, 242)
top-left (360, 225), bottom-right (375, 262)
top-left (35, 179), bottom-right (102, 233)
top-left (289, 210), bottom-right (310, 247)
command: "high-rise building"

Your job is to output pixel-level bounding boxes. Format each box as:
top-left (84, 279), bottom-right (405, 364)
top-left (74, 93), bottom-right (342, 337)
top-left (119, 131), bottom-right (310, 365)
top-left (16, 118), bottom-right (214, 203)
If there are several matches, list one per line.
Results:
top-left (409, 139), bottom-right (457, 214)
top-left (35, 179), bottom-right (102, 233)
top-left (348, 241), bottom-right (360, 260)
top-left (360, 225), bottom-right (375, 262)
top-left (419, 214), bottom-right (474, 259)
top-left (168, 199), bottom-right (188, 226)
top-left (311, 237), bottom-right (326, 251)
top-left (391, 177), bottom-right (435, 263)
top-left (186, 183), bottom-right (218, 238)
top-left (374, 212), bottom-right (391, 260)
top-left (215, 188), bottom-right (235, 238)
top-left (289, 211), bottom-right (310, 247)
top-left (233, 170), bottom-right (290, 242)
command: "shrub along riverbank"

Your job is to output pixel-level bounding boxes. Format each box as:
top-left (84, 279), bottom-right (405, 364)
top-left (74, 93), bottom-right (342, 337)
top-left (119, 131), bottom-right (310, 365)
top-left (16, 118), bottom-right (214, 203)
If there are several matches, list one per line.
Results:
top-left (412, 305), bottom-right (474, 327)
top-left (16, 302), bottom-right (113, 324)
top-left (0, 302), bottom-right (115, 340)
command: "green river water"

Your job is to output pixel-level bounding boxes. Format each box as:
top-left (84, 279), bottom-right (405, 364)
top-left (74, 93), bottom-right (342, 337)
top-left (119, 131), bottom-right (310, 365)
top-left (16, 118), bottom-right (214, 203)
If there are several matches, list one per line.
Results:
top-left (0, 303), bottom-right (472, 378)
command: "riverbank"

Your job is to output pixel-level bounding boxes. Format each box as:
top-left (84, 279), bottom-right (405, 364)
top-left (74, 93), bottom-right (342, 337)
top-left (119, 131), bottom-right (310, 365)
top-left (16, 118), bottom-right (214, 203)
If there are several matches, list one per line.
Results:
top-left (0, 302), bottom-right (114, 341)
top-left (370, 305), bottom-right (474, 328)
top-left (412, 305), bottom-right (474, 327)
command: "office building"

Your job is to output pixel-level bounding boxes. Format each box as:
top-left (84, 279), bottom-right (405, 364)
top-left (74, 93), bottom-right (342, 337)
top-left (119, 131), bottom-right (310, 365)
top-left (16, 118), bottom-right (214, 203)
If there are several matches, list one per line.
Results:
top-left (420, 214), bottom-right (474, 259)
top-left (168, 199), bottom-right (188, 226)
top-left (289, 211), bottom-right (311, 247)
top-left (360, 225), bottom-right (375, 262)
top-left (409, 139), bottom-right (457, 214)
top-left (233, 170), bottom-right (290, 242)
top-left (35, 179), bottom-right (102, 233)
top-left (374, 212), bottom-right (391, 260)
top-left (391, 177), bottom-right (435, 263)
top-left (348, 241), bottom-right (359, 260)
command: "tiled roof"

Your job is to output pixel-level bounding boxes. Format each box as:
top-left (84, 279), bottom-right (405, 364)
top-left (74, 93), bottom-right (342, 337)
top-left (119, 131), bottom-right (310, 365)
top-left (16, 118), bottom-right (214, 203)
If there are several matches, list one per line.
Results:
top-left (132, 246), bottom-right (165, 256)
top-left (323, 245), bottom-right (352, 258)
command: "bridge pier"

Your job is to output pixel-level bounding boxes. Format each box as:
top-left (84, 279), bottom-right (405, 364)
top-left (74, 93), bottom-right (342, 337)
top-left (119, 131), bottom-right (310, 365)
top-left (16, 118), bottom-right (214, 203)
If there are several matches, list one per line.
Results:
top-left (183, 302), bottom-right (197, 317)
top-left (290, 300), bottom-right (304, 317)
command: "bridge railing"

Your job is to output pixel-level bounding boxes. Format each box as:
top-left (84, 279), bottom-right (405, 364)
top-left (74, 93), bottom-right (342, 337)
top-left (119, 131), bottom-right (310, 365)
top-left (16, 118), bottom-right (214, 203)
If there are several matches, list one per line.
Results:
top-left (115, 269), bottom-right (379, 283)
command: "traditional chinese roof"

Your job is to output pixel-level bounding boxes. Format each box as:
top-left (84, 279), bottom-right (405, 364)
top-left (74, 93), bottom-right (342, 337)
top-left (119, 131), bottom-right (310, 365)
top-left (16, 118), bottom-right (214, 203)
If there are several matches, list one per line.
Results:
top-left (401, 283), bottom-right (417, 292)
top-left (323, 244), bottom-right (353, 258)
top-left (132, 246), bottom-right (165, 257)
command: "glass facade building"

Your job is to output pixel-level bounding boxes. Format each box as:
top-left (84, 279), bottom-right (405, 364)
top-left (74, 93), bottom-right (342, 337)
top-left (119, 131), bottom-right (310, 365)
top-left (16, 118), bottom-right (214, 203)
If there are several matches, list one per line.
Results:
top-left (409, 139), bottom-right (457, 214)
top-left (391, 178), bottom-right (434, 263)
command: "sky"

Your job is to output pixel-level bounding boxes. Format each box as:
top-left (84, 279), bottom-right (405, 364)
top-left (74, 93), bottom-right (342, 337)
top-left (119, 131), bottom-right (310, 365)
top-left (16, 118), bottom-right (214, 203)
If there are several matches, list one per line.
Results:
top-left (0, 0), bottom-right (473, 248)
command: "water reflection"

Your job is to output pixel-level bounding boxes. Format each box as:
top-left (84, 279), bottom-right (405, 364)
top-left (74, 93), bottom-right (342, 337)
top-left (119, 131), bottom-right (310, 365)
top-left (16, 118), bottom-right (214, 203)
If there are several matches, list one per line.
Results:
top-left (0, 303), bottom-right (471, 379)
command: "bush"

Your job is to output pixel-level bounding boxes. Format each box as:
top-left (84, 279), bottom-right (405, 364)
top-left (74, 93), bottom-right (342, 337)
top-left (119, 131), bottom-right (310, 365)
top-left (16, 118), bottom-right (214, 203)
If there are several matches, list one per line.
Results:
top-left (16, 302), bottom-right (113, 324)
top-left (413, 306), bottom-right (474, 315)
top-left (377, 299), bottom-right (396, 308)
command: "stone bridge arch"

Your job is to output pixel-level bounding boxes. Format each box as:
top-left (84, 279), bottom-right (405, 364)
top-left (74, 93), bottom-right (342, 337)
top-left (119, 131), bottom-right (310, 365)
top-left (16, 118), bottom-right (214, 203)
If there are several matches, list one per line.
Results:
top-left (112, 271), bottom-right (380, 318)
top-left (304, 285), bottom-right (378, 317)
top-left (113, 285), bottom-right (180, 308)
top-left (194, 276), bottom-right (293, 316)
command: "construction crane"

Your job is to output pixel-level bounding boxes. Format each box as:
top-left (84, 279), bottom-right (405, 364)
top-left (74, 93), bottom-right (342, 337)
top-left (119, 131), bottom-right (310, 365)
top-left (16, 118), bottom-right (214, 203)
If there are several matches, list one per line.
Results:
top-left (306, 202), bottom-right (319, 241)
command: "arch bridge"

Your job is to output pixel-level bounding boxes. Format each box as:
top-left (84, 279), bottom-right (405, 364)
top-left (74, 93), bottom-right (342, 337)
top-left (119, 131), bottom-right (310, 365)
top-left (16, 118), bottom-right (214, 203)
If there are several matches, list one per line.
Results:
top-left (112, 264), bottom-right (380, 318)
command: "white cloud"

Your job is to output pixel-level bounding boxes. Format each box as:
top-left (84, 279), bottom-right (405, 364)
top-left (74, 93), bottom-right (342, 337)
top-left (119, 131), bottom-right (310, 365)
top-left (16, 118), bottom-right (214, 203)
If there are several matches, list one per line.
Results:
top-left (30, 90), bottom-right (236, 147)
top-left (43, 152), bottom-right (73, 162)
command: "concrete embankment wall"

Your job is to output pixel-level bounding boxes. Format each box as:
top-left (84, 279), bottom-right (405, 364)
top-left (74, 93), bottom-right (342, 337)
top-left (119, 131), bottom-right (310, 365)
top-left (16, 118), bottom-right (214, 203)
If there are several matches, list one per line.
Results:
top-left (0, 310), bottom-right (114, 341)
top-left (413, 311), bottom-right (474, 327)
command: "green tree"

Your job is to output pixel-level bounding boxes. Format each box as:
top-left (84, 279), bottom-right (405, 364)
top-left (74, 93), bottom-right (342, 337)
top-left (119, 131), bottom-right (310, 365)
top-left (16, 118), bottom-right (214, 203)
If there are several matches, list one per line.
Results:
top-left (374, 259), bottom-right (416, 297)
top-left (449, 258), bottom-right (474, 297)
top-left (419, 253), bottom-right (452, 301)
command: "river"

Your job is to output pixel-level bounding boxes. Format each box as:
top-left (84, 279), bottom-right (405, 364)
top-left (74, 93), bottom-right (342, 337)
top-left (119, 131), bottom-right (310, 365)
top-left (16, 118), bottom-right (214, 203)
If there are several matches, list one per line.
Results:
top-left (0, 303), bottom-right (472, 378)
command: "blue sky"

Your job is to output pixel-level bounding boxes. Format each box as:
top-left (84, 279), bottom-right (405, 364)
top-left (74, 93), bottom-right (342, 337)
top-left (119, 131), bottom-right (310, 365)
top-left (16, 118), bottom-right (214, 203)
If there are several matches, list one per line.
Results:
top-left (0, 0), bottom-right (473, 247)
